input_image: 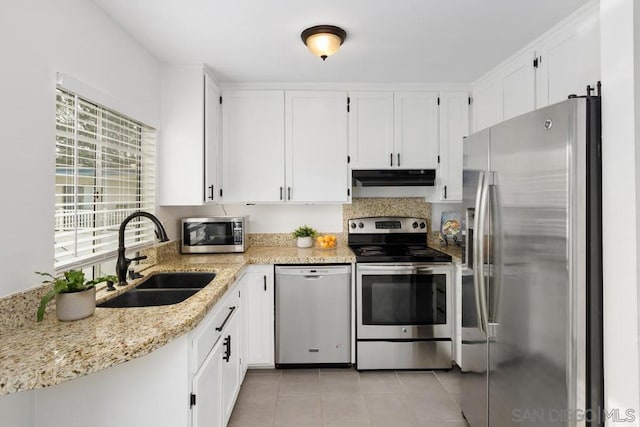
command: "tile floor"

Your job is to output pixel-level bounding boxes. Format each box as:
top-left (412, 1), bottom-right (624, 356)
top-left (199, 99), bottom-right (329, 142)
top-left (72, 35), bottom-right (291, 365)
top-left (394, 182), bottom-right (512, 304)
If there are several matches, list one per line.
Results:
top-left (228, 367), bottom-right (468, 427)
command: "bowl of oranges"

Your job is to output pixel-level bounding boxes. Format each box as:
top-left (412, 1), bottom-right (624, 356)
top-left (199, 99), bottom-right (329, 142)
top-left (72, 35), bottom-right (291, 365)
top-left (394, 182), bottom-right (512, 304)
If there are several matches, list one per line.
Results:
top-left (316, 234), bottom-right (337, 249)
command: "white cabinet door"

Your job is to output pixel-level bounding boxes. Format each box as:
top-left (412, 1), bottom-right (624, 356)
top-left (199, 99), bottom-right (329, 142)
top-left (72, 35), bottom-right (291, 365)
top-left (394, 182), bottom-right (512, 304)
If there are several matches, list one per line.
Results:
top-left (222, 91), bottom-right (285, 203)
top-left (394, 92), bottom-right (440, 169)
top-left (239, 272), bottom-right (249, 380)
top-left (221, 310), bottom-right (241, 426)
top-left (246, 266), bottom-right (275, 367)
top-left (204, 73), bottom-right (222, 203)
top-left (501, 50), bottom-right (537, 121)
top-left (472, 79), bottom-right (501, 132)
top-left (439, 91), bottom-right (469, 202)
top-left (348, 92), bottom-right (394, 169)
top-left (536, 13), bottom-right (600, 107)
top-left (285, 91), bottom-right (349, 203)
top-left (192, 338), bottom-right (223, 427)
top-left (159, 65), bottom-right (207, 206)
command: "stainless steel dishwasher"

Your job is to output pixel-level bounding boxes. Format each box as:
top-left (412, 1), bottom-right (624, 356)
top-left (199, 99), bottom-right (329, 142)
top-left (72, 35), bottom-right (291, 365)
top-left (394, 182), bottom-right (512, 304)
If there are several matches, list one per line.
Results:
top-left (275, 265), bottom-right (351, 367)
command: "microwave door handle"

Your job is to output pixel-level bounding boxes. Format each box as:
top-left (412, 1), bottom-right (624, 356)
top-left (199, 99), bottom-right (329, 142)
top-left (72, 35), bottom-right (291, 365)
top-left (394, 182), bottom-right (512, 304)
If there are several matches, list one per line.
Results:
top-left (473, 171), bottom-right (489, 336)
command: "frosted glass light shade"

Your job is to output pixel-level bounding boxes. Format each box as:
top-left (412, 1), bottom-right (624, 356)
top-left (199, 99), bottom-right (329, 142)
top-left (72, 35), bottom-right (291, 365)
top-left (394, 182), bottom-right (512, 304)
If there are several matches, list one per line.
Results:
top-left (301, 25), bottom-right (347, 61)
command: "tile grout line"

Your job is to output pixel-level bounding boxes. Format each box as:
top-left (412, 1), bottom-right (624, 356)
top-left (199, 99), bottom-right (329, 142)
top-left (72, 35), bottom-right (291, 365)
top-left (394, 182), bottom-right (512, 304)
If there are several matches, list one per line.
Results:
top-left (433, 369), bottom-right (463, 412)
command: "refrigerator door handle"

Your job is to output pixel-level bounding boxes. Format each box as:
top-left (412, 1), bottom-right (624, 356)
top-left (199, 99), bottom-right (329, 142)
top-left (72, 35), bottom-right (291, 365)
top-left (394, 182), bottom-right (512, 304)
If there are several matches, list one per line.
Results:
top-left (473, 171), bottom-right (489, 336)
top-left (488, 174), bottom-right (503, 330)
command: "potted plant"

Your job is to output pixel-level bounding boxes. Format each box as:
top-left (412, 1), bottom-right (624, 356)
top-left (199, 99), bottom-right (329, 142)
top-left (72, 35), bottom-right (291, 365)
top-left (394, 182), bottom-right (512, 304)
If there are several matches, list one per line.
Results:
top-left (292, 225), bottom-right (317, 248)
top-left (36, 270), bottom-right (116, 322)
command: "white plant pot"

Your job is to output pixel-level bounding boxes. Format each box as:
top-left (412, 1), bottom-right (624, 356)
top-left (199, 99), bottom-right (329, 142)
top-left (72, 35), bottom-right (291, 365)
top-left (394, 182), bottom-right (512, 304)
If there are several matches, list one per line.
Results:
top-left (297, 236), bottom-right (314, 248)
top-left (56, 287), bottom-right (96, 321)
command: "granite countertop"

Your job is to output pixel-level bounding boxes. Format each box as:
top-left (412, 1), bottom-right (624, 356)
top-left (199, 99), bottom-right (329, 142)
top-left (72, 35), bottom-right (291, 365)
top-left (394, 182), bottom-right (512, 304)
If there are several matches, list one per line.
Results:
top-left (0, 246), bottom-right (355, 396)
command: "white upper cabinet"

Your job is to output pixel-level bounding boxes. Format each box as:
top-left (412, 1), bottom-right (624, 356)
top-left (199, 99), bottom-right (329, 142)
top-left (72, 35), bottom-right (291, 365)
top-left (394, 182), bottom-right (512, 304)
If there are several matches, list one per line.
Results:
top-left (471, 2), bottom-right (599, 132)
top-left (348, 92), bottom-right (395, 169)
top-left (348, 91), bottom-right (439, 170)
top-left (204, 75), bottom-right (222, 203)
top-left (394, 91), bottom-right (440, 169)
top-left (221, 90), bottom-right (348, 204)
top-left (472, 79), bottom-right (501, 132)
top-left (535, 9), bottom-right (600, 107)
top-left (159, 65), bottom-right (219, 206)
top-left (439, 91), bottom-right (469, 201)
top-left (285, 91), bottom-right (349, 203)
top-left (221, 90), bottom-right (285, 203)
top-left (501, 50), bottom-right (537, 121)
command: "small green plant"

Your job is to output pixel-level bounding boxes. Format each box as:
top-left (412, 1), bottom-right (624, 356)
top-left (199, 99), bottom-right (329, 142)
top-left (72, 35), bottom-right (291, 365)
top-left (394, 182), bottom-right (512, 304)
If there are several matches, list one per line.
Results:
top-left (36, 270), bottom-right (117, 322)
top-left (292, 225), bottom-right (318, 238)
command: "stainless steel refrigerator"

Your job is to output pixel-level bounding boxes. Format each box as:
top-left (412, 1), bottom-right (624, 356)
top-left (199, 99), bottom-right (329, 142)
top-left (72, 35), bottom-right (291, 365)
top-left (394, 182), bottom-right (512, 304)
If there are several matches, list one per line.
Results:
top-left (460, 96), bottom-right (603, 427)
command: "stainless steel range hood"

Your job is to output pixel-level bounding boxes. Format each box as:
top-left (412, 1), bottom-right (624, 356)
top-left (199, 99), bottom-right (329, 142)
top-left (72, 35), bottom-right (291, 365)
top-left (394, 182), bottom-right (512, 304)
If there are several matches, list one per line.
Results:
top-left (352, 169), bottom-right (436, 187)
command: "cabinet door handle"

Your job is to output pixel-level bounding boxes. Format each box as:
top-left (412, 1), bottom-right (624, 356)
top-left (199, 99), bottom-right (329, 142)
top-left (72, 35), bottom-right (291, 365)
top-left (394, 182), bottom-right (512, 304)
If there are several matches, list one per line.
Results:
top-left (215, 306), bottom-right (236, 331)
top-left (397, 153), bottom-right (400, 167)
top-left (223, 335), bottom-right (231, 362)
top-left (263, 275), bottom-right (267, 291)
top-left (444, 185), bottom-right (447, 199)
top-left (279, 187), bottom-right (283, 201)
top-left (287, 187), bottom-right (291, 200)
top-left (390, 153), bottom-right (393, 167)
top-left (208, 185), bottom-right (214, 200)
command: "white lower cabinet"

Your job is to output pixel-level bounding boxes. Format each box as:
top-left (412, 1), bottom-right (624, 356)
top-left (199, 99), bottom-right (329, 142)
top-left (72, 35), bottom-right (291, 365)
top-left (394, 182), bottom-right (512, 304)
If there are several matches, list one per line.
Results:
top-left (34, 275), bottom-right (248, 427)
top-left (220, 308), bottom-right (241, 426)
top-left (244, 265), bottom-right (275, 367)
top-left (192, 337), bottom-right (223, 427)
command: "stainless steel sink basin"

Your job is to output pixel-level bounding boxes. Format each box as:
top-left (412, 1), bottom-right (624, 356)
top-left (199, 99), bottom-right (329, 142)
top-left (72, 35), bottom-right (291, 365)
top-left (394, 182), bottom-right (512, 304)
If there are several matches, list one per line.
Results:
top-left (135, 272), bottom-right (216, 289)
top-left (98, 289), bottom-right (200, 308)
top-left (97, 272), bottom-right (215, 308)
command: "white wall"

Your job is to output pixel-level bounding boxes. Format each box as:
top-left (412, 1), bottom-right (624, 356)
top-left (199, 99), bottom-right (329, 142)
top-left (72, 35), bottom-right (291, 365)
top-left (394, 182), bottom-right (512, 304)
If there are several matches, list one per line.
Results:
top-left (600, 0), bottom-right (640, 422)
top-left (0, 0), bottom-right (161, 299)
top-left (159, 204), bottom-right (344, 238)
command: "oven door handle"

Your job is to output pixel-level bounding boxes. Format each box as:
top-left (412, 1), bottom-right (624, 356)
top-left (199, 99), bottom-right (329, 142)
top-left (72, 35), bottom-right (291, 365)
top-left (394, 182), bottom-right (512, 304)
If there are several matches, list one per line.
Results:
top-left (357, 265), bottom-right (418, 274)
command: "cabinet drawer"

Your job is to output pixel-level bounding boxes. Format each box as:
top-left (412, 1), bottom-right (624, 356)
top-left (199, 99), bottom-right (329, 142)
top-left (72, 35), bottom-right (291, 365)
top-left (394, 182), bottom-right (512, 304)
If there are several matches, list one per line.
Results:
top-left (192, 291), bottom-right (240, 370)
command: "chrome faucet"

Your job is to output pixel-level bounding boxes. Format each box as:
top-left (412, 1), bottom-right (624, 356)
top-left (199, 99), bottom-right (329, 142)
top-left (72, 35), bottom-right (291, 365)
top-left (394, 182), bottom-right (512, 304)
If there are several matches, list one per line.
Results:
top-left (116, 211), bottom-right (169, 286)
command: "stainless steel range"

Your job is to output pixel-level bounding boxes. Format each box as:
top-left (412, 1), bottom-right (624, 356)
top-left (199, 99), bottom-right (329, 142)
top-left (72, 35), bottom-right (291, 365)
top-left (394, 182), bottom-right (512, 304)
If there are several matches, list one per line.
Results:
top-left (349, 216), bottom-right (453, 370)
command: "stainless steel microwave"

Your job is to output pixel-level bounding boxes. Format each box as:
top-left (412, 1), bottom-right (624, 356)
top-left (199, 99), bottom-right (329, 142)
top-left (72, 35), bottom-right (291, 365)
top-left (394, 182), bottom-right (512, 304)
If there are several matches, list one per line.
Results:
top-left (181, 216), bottom-right (247, 254)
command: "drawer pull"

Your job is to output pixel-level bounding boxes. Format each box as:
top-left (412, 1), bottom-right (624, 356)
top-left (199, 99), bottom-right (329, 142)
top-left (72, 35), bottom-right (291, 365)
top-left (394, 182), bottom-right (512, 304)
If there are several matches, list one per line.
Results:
top-left (215, 306), bottom-right (236, 332)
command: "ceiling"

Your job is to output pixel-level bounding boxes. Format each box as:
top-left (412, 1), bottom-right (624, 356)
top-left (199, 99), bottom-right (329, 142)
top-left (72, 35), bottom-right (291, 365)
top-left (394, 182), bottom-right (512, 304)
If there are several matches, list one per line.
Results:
top-left (93, 0), bottom-right (588, 84)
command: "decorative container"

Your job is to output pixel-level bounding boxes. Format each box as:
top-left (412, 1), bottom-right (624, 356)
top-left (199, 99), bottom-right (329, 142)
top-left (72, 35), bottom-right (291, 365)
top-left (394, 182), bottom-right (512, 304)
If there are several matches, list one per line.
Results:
top-left (297, 236), bottom-right (314, 248)
top-left (55, 287), bottom-right (96, 321)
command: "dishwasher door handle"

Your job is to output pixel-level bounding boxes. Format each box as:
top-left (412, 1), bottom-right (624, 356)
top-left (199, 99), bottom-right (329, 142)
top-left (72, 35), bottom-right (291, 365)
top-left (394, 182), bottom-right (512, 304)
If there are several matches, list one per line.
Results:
top-left (303, 275), bottom-right (324, 280)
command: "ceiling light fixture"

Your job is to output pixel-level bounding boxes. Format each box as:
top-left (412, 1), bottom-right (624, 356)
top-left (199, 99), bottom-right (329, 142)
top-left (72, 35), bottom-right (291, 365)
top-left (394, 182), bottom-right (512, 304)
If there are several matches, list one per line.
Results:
top-left (301, 25), bottom-right (347, 61)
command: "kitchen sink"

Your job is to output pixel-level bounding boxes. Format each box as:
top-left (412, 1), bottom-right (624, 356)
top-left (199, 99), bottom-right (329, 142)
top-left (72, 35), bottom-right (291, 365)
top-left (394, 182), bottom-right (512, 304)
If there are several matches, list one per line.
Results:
top-left (135, 272), bottom-right (216, 289)
top-left (98, 289), bottom-right (200, 308)
top-left (97, 272), bottom-right (215, 308)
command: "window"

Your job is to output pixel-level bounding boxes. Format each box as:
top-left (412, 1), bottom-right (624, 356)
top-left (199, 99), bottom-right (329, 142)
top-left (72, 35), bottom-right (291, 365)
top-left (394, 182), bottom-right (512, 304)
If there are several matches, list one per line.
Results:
top-left (55, 88), bottom-right (156, 271)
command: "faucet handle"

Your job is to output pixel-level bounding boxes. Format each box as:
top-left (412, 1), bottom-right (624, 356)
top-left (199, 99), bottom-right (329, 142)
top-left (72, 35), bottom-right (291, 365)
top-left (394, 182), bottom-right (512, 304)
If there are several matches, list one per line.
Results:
top-left (128, 269), bottom-right (144, 280)
top-left (130, 255), bottom-right (148, 262)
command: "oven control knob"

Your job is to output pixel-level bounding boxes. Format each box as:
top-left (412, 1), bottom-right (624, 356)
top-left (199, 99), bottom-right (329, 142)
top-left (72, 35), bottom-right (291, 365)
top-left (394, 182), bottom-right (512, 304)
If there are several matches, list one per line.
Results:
top-left (402, 328), bottom-right (408, 333)
top-left (350, 222), bottom-right (356, 229)
top-left (358, 222), bottom-right (364, 229)
top-left (419, 222), bottom-right (426, 229)
top-left (412, 222), bottom-right (418, 229)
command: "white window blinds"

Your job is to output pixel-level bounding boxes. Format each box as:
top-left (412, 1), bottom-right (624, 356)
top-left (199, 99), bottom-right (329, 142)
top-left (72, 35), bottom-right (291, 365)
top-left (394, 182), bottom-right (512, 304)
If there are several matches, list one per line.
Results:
top-left (55, 88), bottom-right (156, 271)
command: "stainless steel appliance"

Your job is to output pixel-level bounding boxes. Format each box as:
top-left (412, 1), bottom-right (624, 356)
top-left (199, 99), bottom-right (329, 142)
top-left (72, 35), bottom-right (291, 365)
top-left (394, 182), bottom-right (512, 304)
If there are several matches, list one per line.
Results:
top-left (349, 217), bottom-right (453, 370)
top-left (275, 265), bottom-right (351, 366)
top-left (181, 216), bottom-right (247, 254)
top-left (461, 96), bottom-right (603, 427)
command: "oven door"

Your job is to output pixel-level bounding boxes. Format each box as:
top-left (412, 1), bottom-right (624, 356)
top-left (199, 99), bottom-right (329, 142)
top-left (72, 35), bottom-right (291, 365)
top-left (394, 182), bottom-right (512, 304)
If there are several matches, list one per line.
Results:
top-left (356, 263), bottom-right (452, 339)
